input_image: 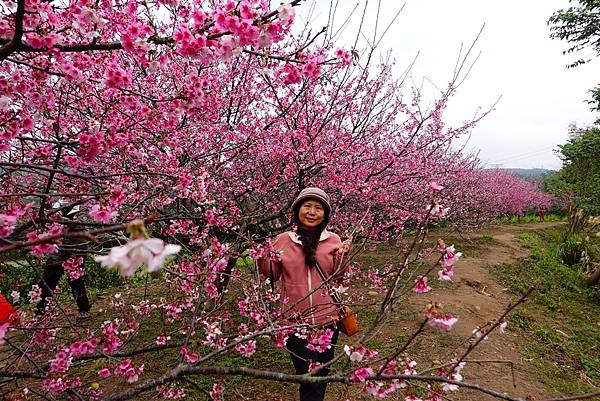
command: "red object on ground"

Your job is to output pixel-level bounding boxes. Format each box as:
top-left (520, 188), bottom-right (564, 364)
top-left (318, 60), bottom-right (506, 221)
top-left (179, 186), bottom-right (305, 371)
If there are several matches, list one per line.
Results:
top-left (0, 294), bottom-right (19, 325)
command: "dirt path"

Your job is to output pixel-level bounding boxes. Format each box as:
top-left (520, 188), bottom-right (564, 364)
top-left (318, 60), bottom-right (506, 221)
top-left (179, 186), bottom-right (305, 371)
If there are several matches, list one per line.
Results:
top-left (404, 222), bottom-right (565, 400)
top-left (323, 222), bottom-right (567, 401)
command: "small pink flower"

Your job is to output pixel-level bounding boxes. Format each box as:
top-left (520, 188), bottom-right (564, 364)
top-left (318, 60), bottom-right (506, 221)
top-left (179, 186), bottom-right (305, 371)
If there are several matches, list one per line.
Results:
top-left (308, 361), bottom-right (321, 372)
top-left (334, 48), bottom-right (352, 65)
top-left (98, 368), bottom-right (111, 378)
top-left (429, 315), bottom-right (458, 331)
top-left (95, 237), bottom-right (181, 277)
top-left (49, 351), bottom-right (73, 373)
top-left (429, 181), bottom-right (444, 191)
top-left (413, 276), bottom-right (431, 293)
top-left (181, 347), bottom-right (199, 362)
top-left (235, 340), bottom-right (257, 357)
top-left (28, 284), bottom-right (42, 303)
top-left (0, 323), bottom-right (9, 345)
top-left (350, 367), bottom-right (373, 383)
top-left (441, 245), bottom-right (462, 267)
top-left (209, 383), bottom-right (224, 401)
top-left (276, 4), bottom-right (295, 25)
top-left (437, 267), bottom-right (454, 281)
top-left (89, 204), bottom-right (116, 223)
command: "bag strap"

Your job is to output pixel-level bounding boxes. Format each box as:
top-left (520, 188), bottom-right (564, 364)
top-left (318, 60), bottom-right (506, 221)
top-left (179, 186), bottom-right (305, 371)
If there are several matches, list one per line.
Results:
top-left (268, 259), bottom-right (275, 312)
top-left (314, 261), bottom-right (343, 305)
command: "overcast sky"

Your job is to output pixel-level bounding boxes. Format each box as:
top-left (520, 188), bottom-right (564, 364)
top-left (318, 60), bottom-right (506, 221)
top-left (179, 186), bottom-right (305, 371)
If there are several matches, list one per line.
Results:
top-left (299, 0), bottom-right (599, 170)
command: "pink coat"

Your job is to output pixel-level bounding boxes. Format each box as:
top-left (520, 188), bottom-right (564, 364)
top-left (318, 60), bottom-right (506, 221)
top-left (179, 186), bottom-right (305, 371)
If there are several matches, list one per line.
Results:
top-left (258, 230), bottom-right (346, 326)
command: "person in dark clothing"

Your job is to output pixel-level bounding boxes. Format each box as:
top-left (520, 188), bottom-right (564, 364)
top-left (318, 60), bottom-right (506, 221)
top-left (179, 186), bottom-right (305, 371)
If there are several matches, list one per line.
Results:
top-left (36, 203), bottom-right (91, 320)
top-left (286, 326), bottom-right (340, 400)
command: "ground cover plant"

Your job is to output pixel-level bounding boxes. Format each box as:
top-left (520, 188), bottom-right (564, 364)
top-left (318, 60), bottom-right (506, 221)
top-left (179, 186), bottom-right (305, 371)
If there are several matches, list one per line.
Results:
top-left (0, 1), bottom-right (583, 400)
top-left (492, 226), bottom-right (600, 394)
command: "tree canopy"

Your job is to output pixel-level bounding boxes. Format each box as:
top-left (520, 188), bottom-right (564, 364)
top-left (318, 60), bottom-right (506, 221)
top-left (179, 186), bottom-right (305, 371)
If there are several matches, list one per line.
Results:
top-left (555, 125), bottom-right (600, 213)
top-left (549, 0), bottom-right (600, 111)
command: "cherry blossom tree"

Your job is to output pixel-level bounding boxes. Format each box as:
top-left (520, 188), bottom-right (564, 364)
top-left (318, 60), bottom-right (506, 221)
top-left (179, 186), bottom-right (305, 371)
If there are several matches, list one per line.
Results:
top-left (0, 1), bottom-right (578, 401)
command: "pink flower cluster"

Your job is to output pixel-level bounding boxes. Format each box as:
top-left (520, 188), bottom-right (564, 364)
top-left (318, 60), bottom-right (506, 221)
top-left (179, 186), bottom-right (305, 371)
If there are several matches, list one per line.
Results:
top-left (306, 328), bottom-right (334, 352)
top-left (49, 350), bottom-right (73, 373)
top-left (235, 340), bottom-right (257, 357)
top-left (63, 257), bottom-right (85, 281)
top-left (113, 359), bottom-right (144, 383)
top-left (437, 244), bottom-right (462, 281)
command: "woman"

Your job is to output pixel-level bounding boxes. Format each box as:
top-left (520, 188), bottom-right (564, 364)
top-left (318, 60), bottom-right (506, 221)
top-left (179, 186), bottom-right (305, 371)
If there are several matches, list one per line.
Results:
top-left (258, 187), bottom-right (349, 401)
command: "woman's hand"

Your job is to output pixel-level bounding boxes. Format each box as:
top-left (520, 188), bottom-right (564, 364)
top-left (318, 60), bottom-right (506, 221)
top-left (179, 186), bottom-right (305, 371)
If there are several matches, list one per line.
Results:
top-left (338, 236), bottom-right (353, 255)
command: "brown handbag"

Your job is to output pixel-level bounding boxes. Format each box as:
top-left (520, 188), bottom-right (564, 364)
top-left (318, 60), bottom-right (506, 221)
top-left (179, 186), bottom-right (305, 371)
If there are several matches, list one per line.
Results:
top-left (315, 262), bottom-right (359, 337)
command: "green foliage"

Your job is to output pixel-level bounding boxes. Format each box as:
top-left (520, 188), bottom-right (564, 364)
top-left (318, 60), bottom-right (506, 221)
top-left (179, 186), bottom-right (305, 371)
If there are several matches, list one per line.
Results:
top-left (559, 234), bottom-right (587, 266)
top-left (491, 227), bottom-right (600, 390)
top-left (554, 125), bottom-right (600, 214)
top-left (549, 0), bottom-right (600, 110)
top-left (491, 213), bottom-right (563, 225)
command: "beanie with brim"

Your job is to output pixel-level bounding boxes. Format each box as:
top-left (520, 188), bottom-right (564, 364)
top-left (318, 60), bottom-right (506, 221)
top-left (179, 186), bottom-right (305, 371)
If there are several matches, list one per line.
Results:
top-left (291, 187), bottom-right (332, 225)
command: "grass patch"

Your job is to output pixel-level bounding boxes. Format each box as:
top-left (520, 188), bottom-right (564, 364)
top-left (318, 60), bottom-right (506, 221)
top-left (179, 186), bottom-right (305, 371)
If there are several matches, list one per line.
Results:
top-left (491, 226), bottom-right (600, 392)
top-left (491, 213), bottom-right (564, 225)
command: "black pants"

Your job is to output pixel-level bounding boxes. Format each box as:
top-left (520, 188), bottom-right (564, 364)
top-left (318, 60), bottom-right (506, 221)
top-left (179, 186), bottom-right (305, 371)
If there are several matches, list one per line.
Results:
top-left (36, 262), bottom-right (91, 314)
top-left (286, 326), bottom-right (339, 401)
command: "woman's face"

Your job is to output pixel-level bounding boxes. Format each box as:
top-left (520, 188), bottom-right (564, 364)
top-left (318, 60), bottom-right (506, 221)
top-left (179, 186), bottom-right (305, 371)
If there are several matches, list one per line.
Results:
top-left (298, 199), bottom-right (325, 229)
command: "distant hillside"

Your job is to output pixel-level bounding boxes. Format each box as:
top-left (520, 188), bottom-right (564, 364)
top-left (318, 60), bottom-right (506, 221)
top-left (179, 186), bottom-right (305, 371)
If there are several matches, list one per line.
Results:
top-left (506, 168), bottom-right (555, 178)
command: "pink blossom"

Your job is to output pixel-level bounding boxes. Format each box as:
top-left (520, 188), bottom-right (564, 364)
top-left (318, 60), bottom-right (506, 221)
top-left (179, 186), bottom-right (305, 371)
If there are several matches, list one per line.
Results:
top-left (43, 377), bottom-right (68, 394)
top-left (306, 328), bottom-right (334, 352)
top-left (104, 63), bottom-right (132, 89)
top-left (0, 323), bottom-right (9, 345)
top-left (114, 359), bottom-right (144, 383)
top-left (0, 214), bottom-right (17, 237)
top-left (429, 181), bottom-right (444, 191)
top-left (365, 381), bottom-right (398, 398)
top-left (301, 59), bottom-right (321, 80)
top-left (235, 340), bottom-right (257, 357)
top-left (441, 245), bottom-right (462, 267)
top-left (69, 338), bottom-right (100, 356)
top-left (428, 202), bottom-right (450, 218)
top-left (437, 267), bottom-right (454, 281)
top-left (278, 63), bottom-right (302, 85)
top-left (350, 367), bottom-right (374, 383)
top-left (98, 368), bottom-right (111, 378)
top-left (276, 4), bottom-right (295, 25)
top-left (26, 231), bottom-right (58, 257)
top-left (49, 351), bottom-right (73, 373)
top-left (180, 346), bottom-right (199, 362)
top-left (95, 237), bottom-right (181, 277)
top-left (472, 326), bottom-right (488, 340)
top-left (210, 383), bottom-right (224, 401)
top-left (429, 315), bottom-right (458, 331)
top-left (344, 345), bottom-right (378, 362)
top-left (9, 290), bottom-right (20, 303)
top-left (28, 284), bottom-right (42, 303)
top-left (308, 361), bottom-right (321, 372)
top-left (413, 275), bottom-right (431, 293)
top-left (334, 48), bottom-right (352, 66)
top-left (156, 336), bottom-right (171, 346)
top-left (89, 204), bottom-right (116, 223)
top-left (63, 257), bottom-right (85, 281)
